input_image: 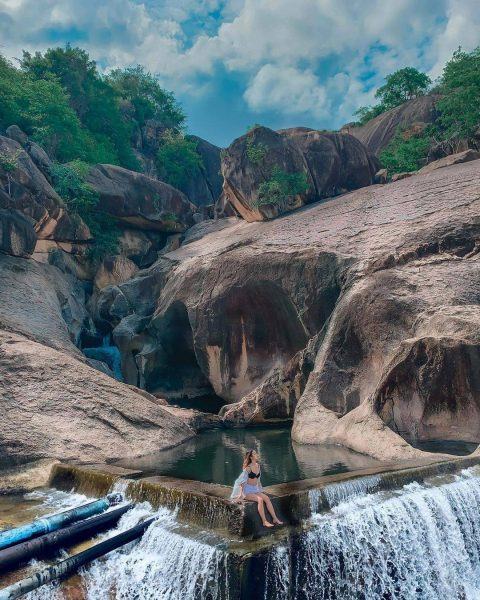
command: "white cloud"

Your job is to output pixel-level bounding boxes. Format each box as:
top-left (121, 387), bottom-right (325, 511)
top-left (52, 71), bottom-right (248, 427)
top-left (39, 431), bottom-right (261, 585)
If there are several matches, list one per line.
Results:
top-left (0, 0), bottom-right (479, 128)
top-left (245, 65), bottom-right (328, 117)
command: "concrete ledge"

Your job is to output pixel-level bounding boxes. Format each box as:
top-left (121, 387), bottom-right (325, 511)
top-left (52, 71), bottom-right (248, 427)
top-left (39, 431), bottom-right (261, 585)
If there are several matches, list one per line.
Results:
top-left (49, 464), bottom-right (144, 497)
top-left (48, 455), bottom-right (480, 540)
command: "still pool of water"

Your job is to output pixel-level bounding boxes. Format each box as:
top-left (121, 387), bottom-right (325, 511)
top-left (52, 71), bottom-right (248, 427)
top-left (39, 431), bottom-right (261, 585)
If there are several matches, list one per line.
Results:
top-left (115, 426), bottom-right (382, 486)
top-left (411, 439), bottom-right (479, 455)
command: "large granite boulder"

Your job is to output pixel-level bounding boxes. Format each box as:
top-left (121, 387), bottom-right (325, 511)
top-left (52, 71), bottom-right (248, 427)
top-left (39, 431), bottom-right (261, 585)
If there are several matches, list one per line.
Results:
top-left (418, 149), bottom-right (480, 174)
top-left (220, 126), bottom-right (378, 221)
top-left (0, 208), bottom-right (37, 257)
top-left (86, 164), bottom-right (195, 232)
top-left (0, 136), bottom-right (90, 244)
top-left (346, 95), bottom-right (439, 156)
top-left (96, 159), bottom-right (480, 461)
top-left (181, 136), bottom-right (223, 207)
top-left (0, 254), bottom-right (193, 464)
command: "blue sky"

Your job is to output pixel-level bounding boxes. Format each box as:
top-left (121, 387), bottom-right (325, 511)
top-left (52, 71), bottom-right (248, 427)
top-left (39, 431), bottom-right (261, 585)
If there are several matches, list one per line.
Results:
top-left (1, 0), bottom-right (479, 147)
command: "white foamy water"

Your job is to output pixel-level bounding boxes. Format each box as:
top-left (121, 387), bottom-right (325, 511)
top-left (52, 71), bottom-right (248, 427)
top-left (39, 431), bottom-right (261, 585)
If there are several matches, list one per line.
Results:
top-left (81, 502), bottom-right (230, 600)
top-left (25, 488), bottom-right (91, 515)
top-left (308, 474), bottom-right (382, 512)
top-left (17, 468), bottom-right (480, 599)
top-left (293, 468), bottom-right (480, 599)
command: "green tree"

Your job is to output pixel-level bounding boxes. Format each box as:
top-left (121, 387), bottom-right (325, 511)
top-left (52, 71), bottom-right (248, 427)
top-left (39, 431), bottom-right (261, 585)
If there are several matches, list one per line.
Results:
top-left (0, 149), bottom-right (21, 195)
top-left (156, 132), bottom-right (203, 189)
top-left (107, 65), bottom-right (185, 131)
top-left (354, 67), bottom-right (431, 126)
top-left (375, 67), bottom-right (431, 110)
top-left (255, 166), bottom-right (309, 208)
top-left (435, 47), bottom-right (480, 143)
top-left (21, 46), bottom-right (138, 169)
top-left (0, 54), bottom-right (93, 162)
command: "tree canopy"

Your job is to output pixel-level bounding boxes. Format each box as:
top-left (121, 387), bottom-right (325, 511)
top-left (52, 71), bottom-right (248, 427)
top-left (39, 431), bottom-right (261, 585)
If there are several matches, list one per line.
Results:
top-left (107, 65), bottom-right (185, 131)
top-left (355, 67), bottom-right (431, 125)
top-left (375, 67), bottom-right (431, 110)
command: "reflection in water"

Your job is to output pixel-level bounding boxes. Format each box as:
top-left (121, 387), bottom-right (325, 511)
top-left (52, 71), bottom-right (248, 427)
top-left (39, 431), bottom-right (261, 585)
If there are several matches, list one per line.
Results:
top-left (116, 427), bottom-right (381, 486)
top-left (410, 439), bottom-right (478, 456)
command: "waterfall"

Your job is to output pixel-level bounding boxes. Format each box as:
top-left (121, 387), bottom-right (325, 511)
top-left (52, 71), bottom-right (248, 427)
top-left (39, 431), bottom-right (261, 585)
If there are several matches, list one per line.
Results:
top-left (20, 467), bottom-right (480, 599)
top-left (83, 334), bottom-right (123, 381)
top-left (81, 503), bottom-right (231, 600)
top-left (288, 467), bottom-right (480, 599)
top-left (308, 474), bottom-right (382, 513)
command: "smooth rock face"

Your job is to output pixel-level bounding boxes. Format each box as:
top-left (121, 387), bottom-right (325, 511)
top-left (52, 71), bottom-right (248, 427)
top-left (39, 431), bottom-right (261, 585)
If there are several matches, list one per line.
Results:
top-left (94, 255), bottom-right (139, 290)
top-left (0, 330), bottom-right (193, 464)
top-left (220, 126), bottom-right (378, 221)
top-left (418, 149), bottom-right (480, 174)
top-left (0, 254), bottom-right (193, 463)
top-left (96, 160), bottom-right (480, 460)
top-left (86, 164), bottom-right (196, 232)
top-left (0, 136), bottom-right (90, 244)
top-left (0, 208), bottom-right (37, 257)
top-left (347, 95), bottom-right (439, 155)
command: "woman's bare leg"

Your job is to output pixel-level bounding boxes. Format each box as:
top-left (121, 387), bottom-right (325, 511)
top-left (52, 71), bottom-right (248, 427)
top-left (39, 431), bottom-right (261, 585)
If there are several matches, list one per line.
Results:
top-left (260, 493), bottom-right (283, 524)
top-left (245, 494), bottom-right (273, 527)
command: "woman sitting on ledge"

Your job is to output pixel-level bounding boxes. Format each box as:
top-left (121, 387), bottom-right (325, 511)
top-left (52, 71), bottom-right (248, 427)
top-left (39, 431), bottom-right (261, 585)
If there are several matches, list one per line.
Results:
top-left (230, 449), bottom-right (283, 527)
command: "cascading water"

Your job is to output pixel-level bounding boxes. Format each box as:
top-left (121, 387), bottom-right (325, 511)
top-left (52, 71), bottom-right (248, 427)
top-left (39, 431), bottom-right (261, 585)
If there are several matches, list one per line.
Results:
top-left (16, 467), bottom-right (480, 599)
top-left (82, 503), bottom-right (231, 600)
top-left (264, 467), bottom-right (480, 599)
top-left (21, 496), bottom-right (231, 600)
top-left (308, 474), bottom-right (382, 513)
top-left (83, 334), bottom-right (123, 381)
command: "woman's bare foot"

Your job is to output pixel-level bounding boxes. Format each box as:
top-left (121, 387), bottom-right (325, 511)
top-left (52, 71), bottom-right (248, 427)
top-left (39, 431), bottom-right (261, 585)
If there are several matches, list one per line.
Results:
top-left (273, 519), bottom-right (284, 525)
top-left (263, 520), bottom-right (274, 528)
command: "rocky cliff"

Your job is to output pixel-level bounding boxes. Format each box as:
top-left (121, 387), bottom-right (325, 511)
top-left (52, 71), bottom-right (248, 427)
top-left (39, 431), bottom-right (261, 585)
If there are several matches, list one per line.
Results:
top-left (344, 95), bottom-right (439, 155)
top-left (2, 113), bottom-right (480, 466)
top-left (95, 157), bottom-right (480, 461)
top-left (219, 126), bottom-right (378, 221)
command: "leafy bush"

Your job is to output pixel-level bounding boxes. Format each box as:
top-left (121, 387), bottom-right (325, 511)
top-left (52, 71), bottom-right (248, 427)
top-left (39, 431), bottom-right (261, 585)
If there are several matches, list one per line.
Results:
top-left (51, 161), bottom-right (119, 262)
top-left (380, 127), bottom-right (432, 174)
top-left (255, 166), bottom-right (309, 208)
top-left (246, 137), bottom-right (267, 166)
top-left (0, 55), bottom-right (98, 162)
top-left (156, 131), bottom-right (203, 190)
top-left (21, 46), bottom-right (139, 170)
top-left (353, 104), bottom-right (386, 126)
top-left (0, 148), bottom-right (21, 195)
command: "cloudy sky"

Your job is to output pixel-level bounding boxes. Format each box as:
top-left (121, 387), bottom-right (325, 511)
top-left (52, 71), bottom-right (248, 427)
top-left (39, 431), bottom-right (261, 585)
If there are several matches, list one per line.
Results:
top-left (0, 0), bottom-right (479, 146)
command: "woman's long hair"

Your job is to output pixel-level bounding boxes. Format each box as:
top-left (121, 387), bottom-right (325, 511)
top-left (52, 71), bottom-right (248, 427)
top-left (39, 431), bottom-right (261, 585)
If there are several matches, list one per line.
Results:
top-left (243, 449), bottom-right (255, 470)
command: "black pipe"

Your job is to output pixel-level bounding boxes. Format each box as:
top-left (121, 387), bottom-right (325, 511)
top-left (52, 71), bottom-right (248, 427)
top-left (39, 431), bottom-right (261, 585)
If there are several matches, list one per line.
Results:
top-left (0, 516), bottom-right (156, 599)
top-left (0, 504), bottom-right (133, 573)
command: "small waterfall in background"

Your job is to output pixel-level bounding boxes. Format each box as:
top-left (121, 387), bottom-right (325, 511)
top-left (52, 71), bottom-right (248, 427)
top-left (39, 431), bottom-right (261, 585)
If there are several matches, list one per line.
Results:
top-left (83, 334), bottom-right (123, 381)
